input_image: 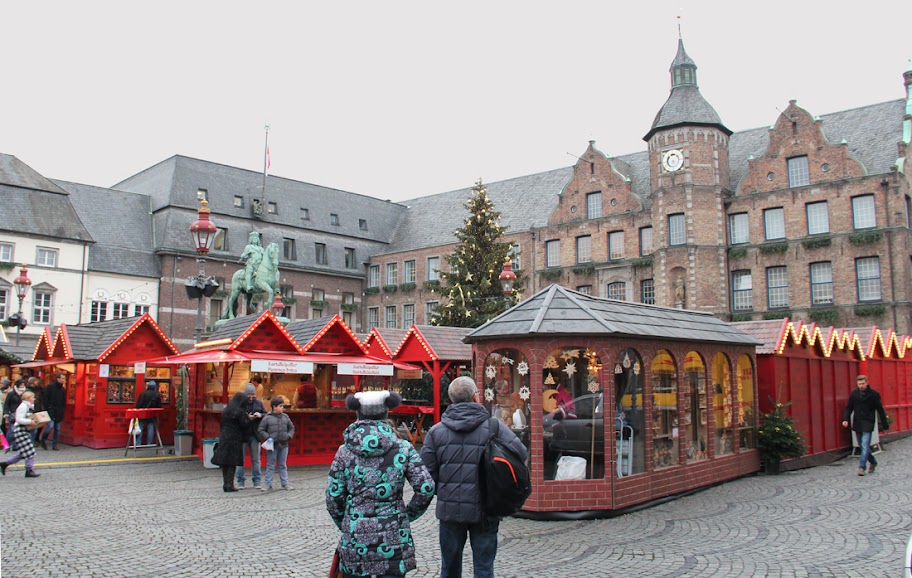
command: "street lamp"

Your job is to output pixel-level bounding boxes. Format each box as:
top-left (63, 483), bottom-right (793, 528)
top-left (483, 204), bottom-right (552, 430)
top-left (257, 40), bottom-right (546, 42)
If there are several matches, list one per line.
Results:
top-left (186, 200), bottom-right (219, 343)
top-left (271, 292), bottom-right (285, 318)
top-left (498, 257), bottom-right (517, 308)
top-left (12, 264), bottom-right (31, 346)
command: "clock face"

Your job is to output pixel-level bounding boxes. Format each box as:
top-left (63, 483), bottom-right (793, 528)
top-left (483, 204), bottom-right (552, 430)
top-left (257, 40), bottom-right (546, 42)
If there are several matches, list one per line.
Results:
top-left (662, 149), bottom-right (684, 172)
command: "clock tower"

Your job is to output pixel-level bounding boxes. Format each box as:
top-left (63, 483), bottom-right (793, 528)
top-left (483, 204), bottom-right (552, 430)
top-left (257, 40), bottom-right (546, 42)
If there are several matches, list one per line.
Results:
top-left (643, 35), bottom-right (732, 314)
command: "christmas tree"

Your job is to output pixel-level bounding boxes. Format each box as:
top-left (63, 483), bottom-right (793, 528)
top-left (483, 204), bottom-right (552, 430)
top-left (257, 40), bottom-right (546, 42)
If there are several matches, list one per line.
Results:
top-left (430, 179), bottom-right (524, 328)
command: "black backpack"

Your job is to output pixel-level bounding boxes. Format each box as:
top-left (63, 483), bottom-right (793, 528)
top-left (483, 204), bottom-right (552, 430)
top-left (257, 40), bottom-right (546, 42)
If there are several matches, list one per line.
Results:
top-left (479, 417), bottom-right (531, 516)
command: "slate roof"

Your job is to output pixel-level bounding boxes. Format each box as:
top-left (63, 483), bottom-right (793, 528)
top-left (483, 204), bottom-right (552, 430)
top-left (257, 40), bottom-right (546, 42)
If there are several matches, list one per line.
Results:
top-left (384, 167), bottom-right (574, 254)
top-left (466, 284), bottom-right (761, 346)
top-left (113, 155), bottom-right (405, 252)
top-left (646, 85), bottom-right (729, 140)
top-left (406, 325), bottom-right (473, 360)
top-left (285, 315), bottom-right (338, 349)
top-left (64, 316), bottom-right (145, 360)
top-left (53, 180), bottom-right (160, 279)
top-left (729, 320), bottom-right (787, 354)
top-left (206, 313), bottom-right (264, 344)
top-left (363, 328), bottom-right (410, 356)
top-left (0, 154), bottom-right (93, 242)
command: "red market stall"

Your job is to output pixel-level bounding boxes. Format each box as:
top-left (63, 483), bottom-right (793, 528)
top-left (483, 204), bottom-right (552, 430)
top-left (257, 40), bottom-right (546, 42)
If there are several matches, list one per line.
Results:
top-left (465, 285), bottom-right (761, 517)
top-left (16, 315), bottom-right (181, 449)
top-left (392, 325), bottom-right (474, 423)
top-left (858, 327), bottom-right (912, 433)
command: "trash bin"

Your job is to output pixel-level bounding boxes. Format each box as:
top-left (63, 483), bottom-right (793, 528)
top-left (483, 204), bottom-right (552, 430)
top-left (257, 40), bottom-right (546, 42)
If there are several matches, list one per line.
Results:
top-left (174, 430), bottom-right (193, 456)
top-left (202, 438), bottom-right (219, 469)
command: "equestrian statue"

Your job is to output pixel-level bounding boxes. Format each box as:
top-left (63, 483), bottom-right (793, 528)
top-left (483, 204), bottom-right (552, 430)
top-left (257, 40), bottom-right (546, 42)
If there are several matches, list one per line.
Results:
top-left (222, 232), bottom-right (281, 320)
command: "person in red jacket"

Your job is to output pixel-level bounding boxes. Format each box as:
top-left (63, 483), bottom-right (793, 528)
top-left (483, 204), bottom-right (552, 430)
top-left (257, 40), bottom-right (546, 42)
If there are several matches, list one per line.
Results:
top-left (293, 375), bottom-right (317, 409)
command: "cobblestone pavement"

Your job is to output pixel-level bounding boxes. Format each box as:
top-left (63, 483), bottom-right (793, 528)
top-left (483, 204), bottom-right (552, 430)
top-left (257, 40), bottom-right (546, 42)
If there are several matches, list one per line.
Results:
top-left (1, 437), bottom-right (910, 577)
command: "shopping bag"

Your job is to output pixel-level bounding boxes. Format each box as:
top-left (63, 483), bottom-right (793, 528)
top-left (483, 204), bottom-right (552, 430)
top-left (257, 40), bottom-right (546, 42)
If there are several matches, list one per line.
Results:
top-left (329, 548), bottom-right (342, 578)
top-left (128, 418), bottom-right (142, 436)
top-left (261, 438), bottom-right (274, 451)
top-left (0, 431), bottom-right (8, 450)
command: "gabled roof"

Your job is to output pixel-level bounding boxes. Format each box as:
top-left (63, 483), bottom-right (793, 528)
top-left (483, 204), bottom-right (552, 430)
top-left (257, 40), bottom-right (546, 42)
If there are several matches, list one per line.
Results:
top-left (54, 314), bottom-right (179, 362)
top-left (747, 319), bottom-right (867, 359)
top-left (864, 327), bottom-right (912, 359)
top-left (286, 315), bottom-right (365, 355)
top-left (393, 325), bottom-right (473, 362)
top-left (30, 327), bottom-right (56, 361)
top-left (466, 284), bottom-right (760, 346)
top-left (362, 327), bottom-right (409, 359)
top-left (204, 310), bottom-right (301, 353)
top-left (730, 319), bottom-right (788, 355)
top-left (0, 155), bottom-right (93, 241)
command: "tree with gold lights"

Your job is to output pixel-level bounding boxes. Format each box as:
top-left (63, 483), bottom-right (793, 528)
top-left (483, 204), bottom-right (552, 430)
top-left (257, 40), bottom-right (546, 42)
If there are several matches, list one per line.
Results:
top-left (429, 179), bottom-right (525, 328)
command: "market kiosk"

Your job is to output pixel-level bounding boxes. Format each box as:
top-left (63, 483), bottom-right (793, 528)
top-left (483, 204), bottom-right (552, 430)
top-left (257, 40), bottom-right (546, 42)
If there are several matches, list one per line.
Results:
top-left (15, 315), bottom-right (181, 448)
top-left (464, 284), bottom-right (761, 517)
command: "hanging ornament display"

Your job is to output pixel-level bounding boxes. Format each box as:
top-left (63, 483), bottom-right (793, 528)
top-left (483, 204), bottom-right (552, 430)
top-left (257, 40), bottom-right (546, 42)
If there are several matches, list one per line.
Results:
top-left (614, 363), bottom-right (623, 374)
top-left (587, 377), bottom-right (601, 393)
top-left (484, 388), bottom-right (495, 402)
top-left (622, 352), bottom-right (632, 369)
top-left (543, 356), bottom-right (559, 369)
top-left (544, 373), bottom-right (556, 386)
top-left (560, 349), bottom-right (580, 361)
top-left (563, 360), bottom-right (577, 378)
top-left (501, 356), bottom-right (514, 366)
top-left (485, 365), bottom-right (496, 380)
top-left (633, 360), bottom-right (641, 376)
top-left (519, 385), bottom-right (530, 400)
top-left (517, 361), bottom-right (529, 376)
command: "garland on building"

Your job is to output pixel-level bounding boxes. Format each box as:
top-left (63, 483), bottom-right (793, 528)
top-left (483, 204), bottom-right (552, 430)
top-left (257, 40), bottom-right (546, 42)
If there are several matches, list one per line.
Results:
top-left (430, 179), bottom-right (525, 328)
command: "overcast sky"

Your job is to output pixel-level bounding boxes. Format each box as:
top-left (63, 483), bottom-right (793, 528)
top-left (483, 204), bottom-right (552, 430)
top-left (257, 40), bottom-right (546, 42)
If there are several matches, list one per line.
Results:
top-left (2, 2), bottom-right (909, 203)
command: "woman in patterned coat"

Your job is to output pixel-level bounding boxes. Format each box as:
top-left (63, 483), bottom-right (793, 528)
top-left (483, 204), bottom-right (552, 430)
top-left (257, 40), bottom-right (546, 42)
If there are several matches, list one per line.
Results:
top-left (326, 391), bottom-right (435, 577)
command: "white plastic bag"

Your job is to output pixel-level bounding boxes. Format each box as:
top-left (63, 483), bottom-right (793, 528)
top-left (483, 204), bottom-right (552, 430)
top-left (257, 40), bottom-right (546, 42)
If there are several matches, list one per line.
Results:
top-left (129, 418), bottom-right (142, 436)
top-left (261, 438), bottom-right (274, 451)
top-left (555, 456), bottom-right (587, 480)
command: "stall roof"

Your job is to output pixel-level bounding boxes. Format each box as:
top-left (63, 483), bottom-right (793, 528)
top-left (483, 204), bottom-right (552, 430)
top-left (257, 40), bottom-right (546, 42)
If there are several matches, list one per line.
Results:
top-left (52, 314), bottom-right (179, 362)
top-left (203, 310), bottom-right (301, 353)
top-left (466, 284), bottom-right (762, 346)
top-left (362, 327), bottom-right (409, 359)
top-left (286, 315), bottom-right (366, 355)
top-left (733, 318), bottom-right (867, 359)
top-left (730, 319), bottom-right (788, 354)
top-left (393, 325), bottom-right (473, 362)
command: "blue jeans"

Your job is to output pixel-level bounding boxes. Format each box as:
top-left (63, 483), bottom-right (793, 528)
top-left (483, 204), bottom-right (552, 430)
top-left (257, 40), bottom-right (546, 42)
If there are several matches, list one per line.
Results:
top-left (439, 518), bottom-right (499, 578)
top-left (141, 420), bottom-right (155, 446)
top-left (41, 420), bottom-right (61, 447)
top-left (235, 437), bottom-right (261, 486)
top-left (264, 445), bottom-right (289, 488)
top-left (857, 430), bottom-right (878, 469)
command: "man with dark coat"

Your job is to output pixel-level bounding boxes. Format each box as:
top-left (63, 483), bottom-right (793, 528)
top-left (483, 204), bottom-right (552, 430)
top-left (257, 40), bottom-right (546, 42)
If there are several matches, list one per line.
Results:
top-left (3, 380), bottom-right (24, 451)
top-left (40, 374), bottom-right (67, 450)
top-left (842, 374), bottom-right (889, 476)
top-left (420, 376), bottom-right (528, 578)
top-left (135, 381), bottom-right (163, 446)
top-left (236, 383), bottom-right (266, 489)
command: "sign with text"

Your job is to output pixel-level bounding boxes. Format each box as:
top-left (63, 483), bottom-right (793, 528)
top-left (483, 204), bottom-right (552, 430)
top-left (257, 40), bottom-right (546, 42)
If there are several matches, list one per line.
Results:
top-left (99, 364), bottom-right (109, 378)
top-left (397, 369), bottom-right (423, 380)
top-left (251, 359), bottom-right (315, 375)
top-left (337, 363), bottom-right (394, 376)
top-left (134, 362), bottom-right (147, 374)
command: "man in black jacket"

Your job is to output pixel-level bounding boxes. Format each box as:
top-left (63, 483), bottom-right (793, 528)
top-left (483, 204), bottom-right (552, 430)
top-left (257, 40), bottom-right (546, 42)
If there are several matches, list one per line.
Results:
top-left (421, 376), bottom-right (527, 578)
top-left (40, 373), bottom-right (67, 450)
top-left (135, 380), bottom-right (163, 446)
top-left (236, 383), bottom-right (267, 489)
top-left (842, 374), bottom-right (888, 476)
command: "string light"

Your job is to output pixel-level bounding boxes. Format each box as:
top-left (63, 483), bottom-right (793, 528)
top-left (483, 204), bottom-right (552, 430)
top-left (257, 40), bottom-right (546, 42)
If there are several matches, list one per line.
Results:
top-left (774, 319), bottom-right (865, 360)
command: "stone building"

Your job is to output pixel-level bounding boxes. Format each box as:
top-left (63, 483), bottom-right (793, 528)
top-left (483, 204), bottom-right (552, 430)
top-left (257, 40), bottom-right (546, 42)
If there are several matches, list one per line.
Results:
top-left (363, 38), bottom-right (912, 334)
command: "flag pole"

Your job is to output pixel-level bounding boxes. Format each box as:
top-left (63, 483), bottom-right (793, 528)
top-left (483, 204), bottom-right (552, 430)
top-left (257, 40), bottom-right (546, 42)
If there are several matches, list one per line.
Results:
top-left (261, 124), bottom-right (270, 205)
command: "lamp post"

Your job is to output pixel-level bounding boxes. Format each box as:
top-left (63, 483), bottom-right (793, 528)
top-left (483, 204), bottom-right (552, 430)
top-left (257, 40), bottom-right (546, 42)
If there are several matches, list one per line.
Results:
top-left (271, 292), bottom-right (285, 318)
top-left (186, 200), bottom-right (219, 343)
top-left (12, 264), bottom-right (31, 346)
top-left (498, 257), bottom-right (517, 309)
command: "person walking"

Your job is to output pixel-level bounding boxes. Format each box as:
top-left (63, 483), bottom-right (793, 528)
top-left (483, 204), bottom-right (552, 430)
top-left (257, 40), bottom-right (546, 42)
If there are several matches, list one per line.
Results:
top-left (236, 383), bottom-right (266, 489)
top-left (0, 378), bottom-right (11, 439)
top-left (842, 374), bottom-right (889, 476)
top-left (40, 373), bottom-right (67, 450)
top-left (212, 392), bottom-right (248, 492)
top-left (1, 390), bottom-right (42, 478)
top-left (420, 376), bottom-right (528, 578)
top-left (134, 380), bottom-right (162, 446)
top-left (326, 391), bottom-right (435, 578)
top-left (3, 381), bottom-right (25, 452)
top-left (257, 396), bottom-right (295, 491)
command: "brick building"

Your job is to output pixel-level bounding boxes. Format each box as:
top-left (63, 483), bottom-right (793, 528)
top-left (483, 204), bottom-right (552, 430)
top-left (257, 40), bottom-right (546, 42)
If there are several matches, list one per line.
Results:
top-left (364, 39), bottom-right (912, 334)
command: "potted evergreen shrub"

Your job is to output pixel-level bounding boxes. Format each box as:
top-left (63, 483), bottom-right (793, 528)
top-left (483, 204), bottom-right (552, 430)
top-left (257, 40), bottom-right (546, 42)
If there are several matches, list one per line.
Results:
top-left (757, 401), bottom-right (807, 474)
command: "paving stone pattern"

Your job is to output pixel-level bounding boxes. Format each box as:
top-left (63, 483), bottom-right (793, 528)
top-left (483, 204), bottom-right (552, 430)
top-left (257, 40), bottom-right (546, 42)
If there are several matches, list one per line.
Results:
top-left (1, 438), bottom-right (911, 577)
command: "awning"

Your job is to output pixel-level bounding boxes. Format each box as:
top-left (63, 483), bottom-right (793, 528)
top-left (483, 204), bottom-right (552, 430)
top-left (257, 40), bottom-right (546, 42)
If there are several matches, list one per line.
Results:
top-left (135, 350), bottom-right (419, 371)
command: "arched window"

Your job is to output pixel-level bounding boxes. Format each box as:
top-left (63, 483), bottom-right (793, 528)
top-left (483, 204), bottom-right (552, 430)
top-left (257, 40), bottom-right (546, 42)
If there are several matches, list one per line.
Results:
top-left (651, 350), bottom-right (678, 468)
top-left (683, 351), bottom-right (707, 462)
top-left (712, 353), bottom-right (733, 456)
top-left (542, 347), bottom-right (603, 480)
top-left (482, 349), bottom-right (530, 461)
top-left (614, 348), bottom-right (644, 476)
top-left (737, 355), bottom-right (755, 450)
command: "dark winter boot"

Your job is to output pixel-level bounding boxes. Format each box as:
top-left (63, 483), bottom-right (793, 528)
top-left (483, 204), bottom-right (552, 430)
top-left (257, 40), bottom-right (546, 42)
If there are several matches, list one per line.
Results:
top-left (24, 469), bottom-right (40, 478)
top-left (1, 462), bottom-right (7, 476)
